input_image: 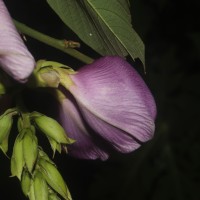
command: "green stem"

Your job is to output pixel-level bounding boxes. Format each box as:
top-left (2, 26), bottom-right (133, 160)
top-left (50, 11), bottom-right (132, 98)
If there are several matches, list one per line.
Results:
top-left (13, 20), bottom-right (94, 64)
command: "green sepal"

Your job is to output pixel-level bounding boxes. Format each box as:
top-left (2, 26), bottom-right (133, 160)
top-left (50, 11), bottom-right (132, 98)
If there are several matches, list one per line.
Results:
top-left (52, 67), bottom-right (76, 90)
top-left (37, 60), bottom-right (74, 72)
top-left (29, 60), bottom-right (75, 89)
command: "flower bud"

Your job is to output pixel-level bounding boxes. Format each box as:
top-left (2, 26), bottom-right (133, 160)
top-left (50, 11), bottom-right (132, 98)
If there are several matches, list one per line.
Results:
top-left (11, 133), bottom-right (25, 180)
top-left (0, 113), bottom-right (13, 143)
top-left (23, 127), bottom-right (38, 173)
top-left (32, 112), bottom-right (74, 145)
top-left (38, 159), bottom-right (72, 200)
top-left (33, 170), bottom-right (48, 200)
top-left (21, 169), bottom-right (31, 197)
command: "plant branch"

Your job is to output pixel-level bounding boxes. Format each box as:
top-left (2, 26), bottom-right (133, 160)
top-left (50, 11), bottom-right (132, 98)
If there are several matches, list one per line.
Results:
top-left (13, 20), bottom-right (94, 64)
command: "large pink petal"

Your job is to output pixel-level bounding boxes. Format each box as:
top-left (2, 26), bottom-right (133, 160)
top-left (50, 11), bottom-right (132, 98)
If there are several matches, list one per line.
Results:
top-left (0, 0), bottom-right (35, 82)
top-left (68, 56), bottom-right (156, 151)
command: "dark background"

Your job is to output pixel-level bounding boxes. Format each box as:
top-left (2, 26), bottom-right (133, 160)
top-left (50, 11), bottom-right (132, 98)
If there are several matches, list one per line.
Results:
top-left (1, 0), bottom-right (200, 200)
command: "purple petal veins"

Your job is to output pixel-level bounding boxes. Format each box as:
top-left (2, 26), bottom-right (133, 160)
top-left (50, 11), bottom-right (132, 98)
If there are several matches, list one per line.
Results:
top-left (59, 56), bottom-right (157, 160)
top-left (0, 0), bottom-right (35, 82)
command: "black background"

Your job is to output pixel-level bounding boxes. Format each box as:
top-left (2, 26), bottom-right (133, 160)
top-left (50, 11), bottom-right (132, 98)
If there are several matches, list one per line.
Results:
top-left (1, 0), bottom-right (200, 200)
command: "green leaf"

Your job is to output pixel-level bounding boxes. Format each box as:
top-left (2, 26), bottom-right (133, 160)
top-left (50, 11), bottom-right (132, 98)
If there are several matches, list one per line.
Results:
top-left (47, 0), bottom-right (145, 66)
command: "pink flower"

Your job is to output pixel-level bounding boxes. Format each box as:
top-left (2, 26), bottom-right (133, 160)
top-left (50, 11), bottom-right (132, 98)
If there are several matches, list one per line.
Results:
top-left (59, 56), bottom-right (156, 160)
top-left (0, 0), bottom-right (35, 83)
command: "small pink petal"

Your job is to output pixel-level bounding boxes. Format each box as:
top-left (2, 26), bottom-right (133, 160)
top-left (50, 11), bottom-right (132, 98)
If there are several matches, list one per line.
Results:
top-left (59, 92), bottom-right (108, 160)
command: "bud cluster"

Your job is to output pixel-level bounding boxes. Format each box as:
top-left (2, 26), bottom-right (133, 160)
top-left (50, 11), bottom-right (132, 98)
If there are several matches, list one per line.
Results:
top-left (0, 108), bottom-right (73, 200)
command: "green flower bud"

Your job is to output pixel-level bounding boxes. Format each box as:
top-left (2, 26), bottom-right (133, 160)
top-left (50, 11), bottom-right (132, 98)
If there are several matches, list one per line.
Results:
top-left (11, 133), bottom-right (25, 180)
top-left (33, 170), bottom-right (48, 200)
top-left (21, 169), bottom-right (31, 196)
top-left (32, 112), bottom-right (74, 145)
top-left (23, 127), bottom-right (38, 173)
top-left (39, 159), bottom-right (72, 200)
top-left (28, 180), bottom-right (36, 200)
top-left (0, 113), bottom-right (13, 143)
